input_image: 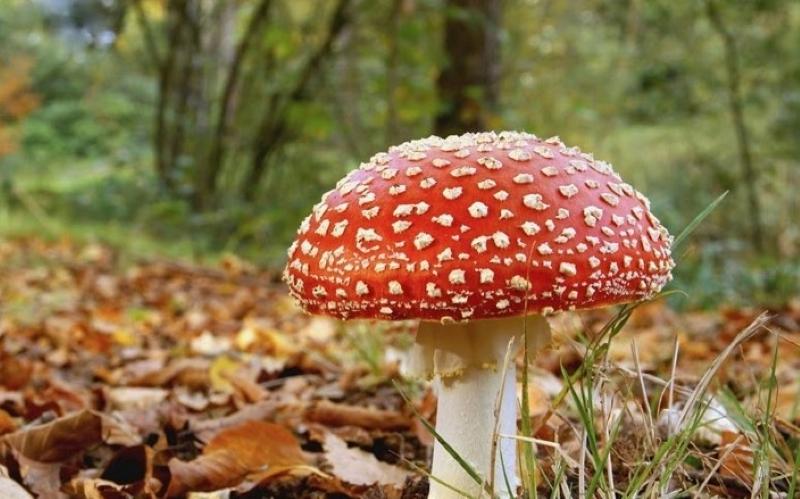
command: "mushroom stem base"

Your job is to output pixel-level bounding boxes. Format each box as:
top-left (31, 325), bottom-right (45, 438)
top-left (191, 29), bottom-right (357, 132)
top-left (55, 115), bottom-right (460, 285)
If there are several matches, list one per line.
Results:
top-left (415, 315), bottom-right (550, 499)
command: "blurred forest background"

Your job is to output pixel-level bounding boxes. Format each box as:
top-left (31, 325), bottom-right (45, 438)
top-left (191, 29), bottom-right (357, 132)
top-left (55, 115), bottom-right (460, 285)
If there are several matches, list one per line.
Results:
top-left (0, 0), bottom-right (798, 308)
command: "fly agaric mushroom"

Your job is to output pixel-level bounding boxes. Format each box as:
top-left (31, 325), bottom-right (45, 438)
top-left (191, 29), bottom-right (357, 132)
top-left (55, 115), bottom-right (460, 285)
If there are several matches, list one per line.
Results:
top-left (284, 131), bottom-right (673, 498)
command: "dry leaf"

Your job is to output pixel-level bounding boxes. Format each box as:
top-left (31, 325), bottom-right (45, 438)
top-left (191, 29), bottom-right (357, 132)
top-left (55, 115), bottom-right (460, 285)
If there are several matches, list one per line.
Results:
top-left (0, 410), bottom-right (16, 435)
top-left (1, 410), bottom-right (141, 499)
top-left (106, 387), bottom-right (168, 411)
top-left (0, 354), bottom-right (32, 391)
top-left (223, 370), bottom-right (268, 403)
top-left (0, 465), bottom-right (32, 499)
top-left (2, 453), bottom-right (64, 498)
top-left (718, 431), bottom-right (754, 486)
top-left (306, 400), bottom-right (411, 430)
top-left (166, 420), bottom-right (308, 497)
top-left (209, 355), bottom-right (240, 393)
top-left (298, 316), bottom-right (338, 343)
top-left (3, 410), bottom-right (139, 462)
top-left (322, 432), bottom-right (410, 488)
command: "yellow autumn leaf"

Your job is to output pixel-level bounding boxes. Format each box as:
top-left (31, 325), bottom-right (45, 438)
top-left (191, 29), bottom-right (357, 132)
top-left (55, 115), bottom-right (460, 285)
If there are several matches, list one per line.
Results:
top-left (209, 356), bottom-right (240, 393)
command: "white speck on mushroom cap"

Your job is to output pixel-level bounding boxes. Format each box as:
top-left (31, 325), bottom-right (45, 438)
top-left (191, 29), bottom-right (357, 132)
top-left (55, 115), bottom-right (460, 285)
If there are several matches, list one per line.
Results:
top-left (432, 214), bottom-right (454, 227)
top-left (451, 165), bottom-right (477, 177)
top-left (559, 262), bottom-right (577, 276)
top-left (523, 193), bottom-right (549, 211)
top-left (541, 166), bottom-right (559, 177)
top-left (468, 201), bottom-right (489, 218)
top-left (471, 235), bottom-right (489, 253)
top-left (559, 184), bottom-right (579, 198)
top-left (513, 173), bottom-right (534, 184)
top-left (437, 247), bottom-right (453, 263)
top-left (478, 156), bottom-right (503, 169)
top-left (494, 190), bottom-right (509, 201)
top-left (520, 221), bottom-right (541, 236)
top-left (508, 149), bottom-right (532, 161)
top-left (443, 187), bottom-right (463, 200)
top-left (448, 269), bottom-right (466, 284)
top-left (414, 232), bottom-right (434, 250)
top-left (509, 275), bottom-right (531, 291)
top-left (392, 220), bottom-right (412, 233)
top-left (284, 131), bottom-right (675, 322)
top-left (492, 231), bottom-right (510, 248)
top-left (479, 268), bottom-right (495, 283)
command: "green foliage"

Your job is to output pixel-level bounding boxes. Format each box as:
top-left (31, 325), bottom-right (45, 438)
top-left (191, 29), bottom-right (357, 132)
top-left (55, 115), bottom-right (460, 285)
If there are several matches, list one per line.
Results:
top-left (1, 1), bottom-right (152, 163)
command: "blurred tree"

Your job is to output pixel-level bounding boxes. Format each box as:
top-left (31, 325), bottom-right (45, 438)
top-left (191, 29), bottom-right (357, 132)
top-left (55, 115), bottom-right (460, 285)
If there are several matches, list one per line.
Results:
top-left (434, 0), bottom-right (501, 135)
top-left (240, 0), bottom-right (352, 202)
top-left (704, 0), bottom-right (764, 252)
top-left (384, 0), bottom-right (403, 145)
top-left (203, 0), bottom-right (273, 206)
top-left (130, 0), bottom-right (352, 209)
top-left (0, 57), bottom-right (40, 157)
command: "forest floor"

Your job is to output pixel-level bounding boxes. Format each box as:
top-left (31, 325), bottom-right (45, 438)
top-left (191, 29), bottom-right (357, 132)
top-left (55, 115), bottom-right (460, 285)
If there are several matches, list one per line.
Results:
top-left (1, 237), bottom-right (799, 498)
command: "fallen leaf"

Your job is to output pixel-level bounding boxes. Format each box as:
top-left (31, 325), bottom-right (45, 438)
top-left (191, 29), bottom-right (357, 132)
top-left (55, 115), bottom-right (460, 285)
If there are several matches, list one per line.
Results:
top-left (718, 431), bottom-right (754, 486)
top-left (306, 400), bottom-right (411, 431)
top-left (106, 387), bottom-right (169, 412)
top-left (166, 420), bottom-right (308, 497)
top-left (223, 369), bottom-right (268, 403)
top-left (191, 331), bottom-right (232, 356)
top-left (322, 432), bottom-right (410, 488)
top-left (0, 465), bottom-right (32, 499)
top-left (2, 452), bottom-right (63, 498)
top-left (774, 381), bottom-right (800, 421)
top-left (131, 358), bottom-right (211, 389)
top-left (235, 319), bottom-right (298, 357)
top-left (299, 316), bottom-right (338, 343)
top-left (0, 354), bottom-right (32, 391)
top-left (244, 464), bottom-right (347, 496)
top-left (0, 410), bottom-right (16, 435)
top-left (209, 355), bottom-right (240, 393)
top-left (175, 389), bottom-right (211, 412)
top-left (3, 410), bottom-right (139, 462)
top-left (1, 410), bottom-right (141, 498)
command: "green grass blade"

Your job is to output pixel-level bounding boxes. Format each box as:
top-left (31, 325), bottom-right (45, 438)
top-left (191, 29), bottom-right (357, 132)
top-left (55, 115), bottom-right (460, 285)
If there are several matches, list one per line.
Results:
top-left (402, 458), bottom-right (477, 499)
top-left (756, 344), bottom-right (779, 498)
top-left (498, 442), bottom-right (515, 498)
top-left (789, 437), bottom-right (800, 499)
top-left (560, 364), bottom-right (602, 475)
top-left (520, 320), bottom-right (538, 498)
top-left (586, 411), bottom-right (623, 498)
top-left (548, 458), bottom-right (565, 499)
top-left (672, 190), bottom-right (728, 250)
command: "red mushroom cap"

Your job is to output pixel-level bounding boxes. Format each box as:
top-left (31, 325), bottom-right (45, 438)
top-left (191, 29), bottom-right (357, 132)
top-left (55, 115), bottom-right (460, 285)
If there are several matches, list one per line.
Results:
top-left (283, 131), bottom-right (674, 322)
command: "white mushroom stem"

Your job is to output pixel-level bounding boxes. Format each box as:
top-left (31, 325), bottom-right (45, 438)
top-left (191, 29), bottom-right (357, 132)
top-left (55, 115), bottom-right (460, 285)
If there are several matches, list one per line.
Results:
top-left (411, 315), bottom-right (551, 499)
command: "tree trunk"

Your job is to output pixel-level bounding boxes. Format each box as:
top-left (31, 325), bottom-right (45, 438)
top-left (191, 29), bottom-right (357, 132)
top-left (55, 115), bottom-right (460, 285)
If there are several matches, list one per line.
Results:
top-left (434, 0), bottom-right (501, 136)
top-left (152, 1), bottom-right (185, 191)
top-left (242, 0), bottom-right (352, 201)
top-left (705, 0), bottom-right (764, 251)
top-left (166, 3), bottom-right (199, 188)
top-left (384, 0), bottom-right (402, 145)
top-left (198, 0), bottom-right (273, 210)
